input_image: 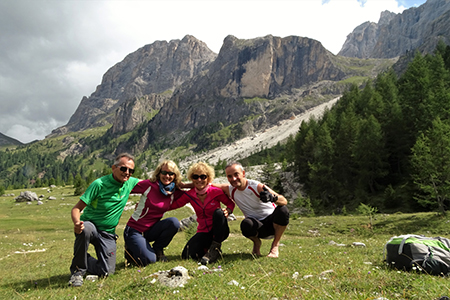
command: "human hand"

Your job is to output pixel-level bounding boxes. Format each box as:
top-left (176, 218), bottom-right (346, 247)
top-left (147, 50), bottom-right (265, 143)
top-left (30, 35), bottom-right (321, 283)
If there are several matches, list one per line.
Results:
top-left (222, 207), bottom-right (229, 218)
top-left (74, 221), bottom-right (84, 234)
top-left (260, 186), bottom-right (275, 203)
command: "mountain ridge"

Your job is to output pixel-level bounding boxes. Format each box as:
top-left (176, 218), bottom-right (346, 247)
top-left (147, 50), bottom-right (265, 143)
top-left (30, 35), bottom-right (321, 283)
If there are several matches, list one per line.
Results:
top-left (0, 132), bottom-right (23, 147)
top-left (339, 0), bottom-right (450, 58)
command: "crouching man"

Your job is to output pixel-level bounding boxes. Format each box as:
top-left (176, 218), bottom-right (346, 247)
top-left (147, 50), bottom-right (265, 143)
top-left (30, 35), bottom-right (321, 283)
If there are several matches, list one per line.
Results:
top-left (216, 161), bottom-right (289, 257)
top-left (69, 153), bottom-right (139, 287)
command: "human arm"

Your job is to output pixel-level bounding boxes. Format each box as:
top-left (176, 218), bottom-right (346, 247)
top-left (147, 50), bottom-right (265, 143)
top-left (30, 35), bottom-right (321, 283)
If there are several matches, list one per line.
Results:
top-left (257, 183), bottom-right (287, 206)
top-left (169, 193), bottom-right (190, 210)
top-left (217, 189), bottom-right (235, 217)
top-left (71, 200), bottom-right (87, 234)
top-left (179, 182), bottom-right (194, 189)
top-left (211, 183), bottom-right (231, 197)
top-left (131, 179), bottom-right (149, 194)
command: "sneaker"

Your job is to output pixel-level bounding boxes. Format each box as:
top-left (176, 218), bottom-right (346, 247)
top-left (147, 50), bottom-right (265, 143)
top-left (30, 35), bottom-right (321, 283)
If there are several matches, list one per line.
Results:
top-left (201, 241), bottom-right (222, 265)
top-left (68, 274), bottom-right (83, 287)
top-left (156, 249), bottom-right (168, 262)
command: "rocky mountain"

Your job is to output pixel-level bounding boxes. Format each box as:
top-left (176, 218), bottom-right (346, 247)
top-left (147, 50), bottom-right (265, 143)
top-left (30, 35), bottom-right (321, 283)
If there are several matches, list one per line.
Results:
top-left (48, 32), bottom-right (395, 156)
top-left (141, 34), bottom-right (348, 149)
top-left (0, 132), bottom-right (23, 147)
top-left (339, 0), bottom-right (450, 58)
top-left (49, 35), bottom-right (216, 136)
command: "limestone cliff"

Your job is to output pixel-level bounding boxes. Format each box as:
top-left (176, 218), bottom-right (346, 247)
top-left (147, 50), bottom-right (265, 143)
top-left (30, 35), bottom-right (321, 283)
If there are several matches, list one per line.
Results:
top-left (141, 35), bottom-right (347, 149)
top-left (49, 35), bottom-right (216, 136)
top-left (339, 0), bottom-right (450, 58)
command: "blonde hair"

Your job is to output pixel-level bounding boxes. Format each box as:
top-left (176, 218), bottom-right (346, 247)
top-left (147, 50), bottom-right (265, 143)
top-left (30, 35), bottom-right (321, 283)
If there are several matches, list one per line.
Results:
top-left (187, 162), bottom-right (215, 184)
top-left (150, 160), bottom-right (182, 188)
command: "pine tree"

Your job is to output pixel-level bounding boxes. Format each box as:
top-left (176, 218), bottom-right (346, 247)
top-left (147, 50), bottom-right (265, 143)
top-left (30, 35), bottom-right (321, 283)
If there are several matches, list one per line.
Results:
top-left (411, 118), bottom-right (450, 215)
top-left (74, 174), bottom-right (87, 196)
top-left (353, 115), bottom-right (389, 195)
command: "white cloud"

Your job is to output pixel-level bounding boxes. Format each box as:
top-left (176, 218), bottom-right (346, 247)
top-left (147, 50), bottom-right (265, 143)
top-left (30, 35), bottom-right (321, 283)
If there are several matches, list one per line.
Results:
top-left (0, 0), bottom-right (425, 143)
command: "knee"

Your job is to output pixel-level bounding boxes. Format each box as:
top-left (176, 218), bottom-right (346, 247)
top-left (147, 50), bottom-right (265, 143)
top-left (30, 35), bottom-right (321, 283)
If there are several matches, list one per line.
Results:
top-left (274, 206), bottom-right (290, 226)
top-left (78, 221), bottom-right (95, 238)
top-left (167, 217), bottom-right (181, 231)
top-left (213, 208), bottom-right (224, 217)
top-left (213, 208), bottom-right (226, 221)
top-left (240, 219), bottom-right (255, 238)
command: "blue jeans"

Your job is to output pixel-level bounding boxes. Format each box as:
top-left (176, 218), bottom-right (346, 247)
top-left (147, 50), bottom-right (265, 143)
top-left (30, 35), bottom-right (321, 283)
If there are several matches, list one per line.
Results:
top-left (70, 221), bottom-right (117, 276)
top-left (123, 217), bottom-right (180, 266)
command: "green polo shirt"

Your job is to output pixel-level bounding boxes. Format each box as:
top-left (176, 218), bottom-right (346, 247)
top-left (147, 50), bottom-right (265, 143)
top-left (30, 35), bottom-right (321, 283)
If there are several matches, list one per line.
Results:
top-left (80, 174), bottom-right (139, 234)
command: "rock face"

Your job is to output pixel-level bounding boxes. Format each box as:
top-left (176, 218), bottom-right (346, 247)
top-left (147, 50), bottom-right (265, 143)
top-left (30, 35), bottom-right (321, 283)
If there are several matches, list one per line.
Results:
top-left (338, 11), bottom-right (396, 58)
top-left (15, 191), bottom-right (38, 202)
top-left (339, 0), bottom-right (450, 58)
top-left (109, 93), bottom-right (170, 136)
top-left (145, 35), bottom-right (346, 147)
top-left (49, 35), bottom-right (216, 136)
top-left (49, 33), bottom-right (393, 155)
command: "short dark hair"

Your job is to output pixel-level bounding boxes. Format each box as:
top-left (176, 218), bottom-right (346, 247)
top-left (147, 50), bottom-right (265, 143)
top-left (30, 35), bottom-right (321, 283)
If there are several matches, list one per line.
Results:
top-left (114, 153), bottom-right (135, 166)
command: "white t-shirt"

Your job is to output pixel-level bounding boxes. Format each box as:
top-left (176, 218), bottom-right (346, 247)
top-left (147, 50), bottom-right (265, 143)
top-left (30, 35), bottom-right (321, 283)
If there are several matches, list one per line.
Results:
top-left (229, 179), bottom-right (275, 221)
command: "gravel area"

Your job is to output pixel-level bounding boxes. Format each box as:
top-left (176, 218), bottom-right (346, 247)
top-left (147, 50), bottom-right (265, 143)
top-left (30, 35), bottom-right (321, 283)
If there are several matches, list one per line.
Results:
top-left (178, 97), bottom-right (339, 171)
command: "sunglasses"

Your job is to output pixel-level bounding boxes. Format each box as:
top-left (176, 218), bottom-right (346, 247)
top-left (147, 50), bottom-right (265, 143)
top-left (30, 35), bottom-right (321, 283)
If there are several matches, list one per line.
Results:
top-left (192, 174), bottom-right (207, 180)
top-left (161, 170), bottom-right (175, 176)
top-left (119, 166), bottom-right (135, 174)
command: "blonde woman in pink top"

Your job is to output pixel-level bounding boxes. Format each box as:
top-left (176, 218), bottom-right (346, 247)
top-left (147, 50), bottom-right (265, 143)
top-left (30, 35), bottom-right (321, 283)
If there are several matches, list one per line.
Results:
top-left (170, 162), bottom-right (235, 265)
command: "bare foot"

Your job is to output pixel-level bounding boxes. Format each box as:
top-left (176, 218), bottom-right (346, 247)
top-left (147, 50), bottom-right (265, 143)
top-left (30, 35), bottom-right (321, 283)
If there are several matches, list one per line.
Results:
top-left (267, 246), bottom-right (279, 258)
top-left (251, 237), bottom-right (262, 256)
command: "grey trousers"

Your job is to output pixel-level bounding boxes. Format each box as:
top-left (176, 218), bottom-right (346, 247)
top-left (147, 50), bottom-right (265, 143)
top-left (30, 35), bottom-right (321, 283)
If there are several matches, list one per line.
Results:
top-left (70, 221), bottom-right (117, 276)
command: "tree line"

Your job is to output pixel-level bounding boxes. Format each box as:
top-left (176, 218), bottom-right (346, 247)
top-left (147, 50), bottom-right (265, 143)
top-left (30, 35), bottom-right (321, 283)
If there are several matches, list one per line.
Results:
top-left (2, 43), bottom-right (450, 215)
top-left (285, 42), bottom-right (450, 214)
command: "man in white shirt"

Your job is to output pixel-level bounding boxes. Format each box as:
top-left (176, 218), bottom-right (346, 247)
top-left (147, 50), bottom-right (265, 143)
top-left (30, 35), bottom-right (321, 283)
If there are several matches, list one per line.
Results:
top-left (216, 161), bottom-right (289, 257)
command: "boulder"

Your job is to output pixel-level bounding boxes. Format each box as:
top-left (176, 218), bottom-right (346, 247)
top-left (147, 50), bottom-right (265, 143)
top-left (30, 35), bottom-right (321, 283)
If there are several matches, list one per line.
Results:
top-left (179, 215), bottom-right (197, 231)
top-left (147, 266), bottom-right (190, 288)
top-left (15, 191), bottom-right (38, 202)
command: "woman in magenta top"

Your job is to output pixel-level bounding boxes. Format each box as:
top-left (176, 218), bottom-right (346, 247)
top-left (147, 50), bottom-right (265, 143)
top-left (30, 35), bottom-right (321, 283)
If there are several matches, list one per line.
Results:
top-left (124, 160), bottom-right (184, 266)
top-left (170, 162), bottom-right (235, 265)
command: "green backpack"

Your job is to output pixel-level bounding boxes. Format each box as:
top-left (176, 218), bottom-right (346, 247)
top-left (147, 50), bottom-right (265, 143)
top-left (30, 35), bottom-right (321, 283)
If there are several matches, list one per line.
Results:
top-left (384, 234), bottom-right (450, 276)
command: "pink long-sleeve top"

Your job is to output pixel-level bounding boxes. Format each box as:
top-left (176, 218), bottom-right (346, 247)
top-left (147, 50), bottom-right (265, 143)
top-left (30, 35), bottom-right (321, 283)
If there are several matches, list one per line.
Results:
top-left (170, 186), bottom-right (235, 233)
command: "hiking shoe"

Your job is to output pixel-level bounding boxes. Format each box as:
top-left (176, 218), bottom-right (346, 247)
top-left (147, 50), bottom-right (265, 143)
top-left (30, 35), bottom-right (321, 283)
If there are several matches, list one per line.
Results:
top-left (156, 249), bottom-right (168, 262)
top-left (68, 274), bottom-right (83, 287)
top-left (201, 241), bottom-right (222, 265)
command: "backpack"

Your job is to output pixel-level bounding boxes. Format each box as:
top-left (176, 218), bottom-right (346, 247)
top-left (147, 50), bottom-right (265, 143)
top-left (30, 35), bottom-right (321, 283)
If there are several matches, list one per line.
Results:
top-left (384, 234), bottom-right (450, 276)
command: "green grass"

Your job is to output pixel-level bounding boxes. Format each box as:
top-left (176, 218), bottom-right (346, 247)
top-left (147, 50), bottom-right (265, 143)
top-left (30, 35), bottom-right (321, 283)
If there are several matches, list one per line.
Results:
top-left (1, 187), bottom-right (450, 299)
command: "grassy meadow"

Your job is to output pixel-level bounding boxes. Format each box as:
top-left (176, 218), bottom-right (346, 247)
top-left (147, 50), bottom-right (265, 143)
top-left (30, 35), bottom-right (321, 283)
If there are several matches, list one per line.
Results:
top-left (1, 186), bottom-right (450, 299)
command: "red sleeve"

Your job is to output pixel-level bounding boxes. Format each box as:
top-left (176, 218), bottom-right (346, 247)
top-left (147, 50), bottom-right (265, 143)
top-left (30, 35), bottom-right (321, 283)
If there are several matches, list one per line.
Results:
top-left (169, 193), bottom-right (190, 210)
top-left (131, 180), bottom-right (151, 194)
top-left (217, 190), bottom-right (235, 211)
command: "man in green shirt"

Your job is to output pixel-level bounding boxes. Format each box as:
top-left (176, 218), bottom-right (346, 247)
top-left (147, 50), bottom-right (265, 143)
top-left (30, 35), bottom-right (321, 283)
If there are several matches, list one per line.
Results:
top-left (69, 153), bottom-right (139, 287)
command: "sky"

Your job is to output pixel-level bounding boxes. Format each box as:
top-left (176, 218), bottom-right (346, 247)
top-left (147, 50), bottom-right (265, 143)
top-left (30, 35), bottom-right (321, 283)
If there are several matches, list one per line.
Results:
top-left (0, 0), bottom-right (427, 144)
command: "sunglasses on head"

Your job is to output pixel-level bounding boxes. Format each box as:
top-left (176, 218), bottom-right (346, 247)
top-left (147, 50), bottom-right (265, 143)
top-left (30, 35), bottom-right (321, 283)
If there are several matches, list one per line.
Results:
top-left (119, 166), bottom-right (135, 174)
top-left (161, 170), bottom-right (175, 176)
top-left (192, 174), bottom-right (207, 180)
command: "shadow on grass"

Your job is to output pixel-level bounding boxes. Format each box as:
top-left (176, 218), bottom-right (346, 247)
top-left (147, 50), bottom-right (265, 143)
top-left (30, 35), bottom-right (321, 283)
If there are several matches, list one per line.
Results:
top-left (374, 213), bottom-right (447, 235)
top-left (2, 273), bottom-right (71, 292)
top-left (116, 252), bottom-right (260, 270)
top-left (3, 251), bottom-right (262, 292)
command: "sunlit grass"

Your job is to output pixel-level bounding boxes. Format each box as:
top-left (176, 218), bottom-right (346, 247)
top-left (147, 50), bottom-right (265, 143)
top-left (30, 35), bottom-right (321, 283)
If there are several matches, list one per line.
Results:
top-left (1, 186), bottom-right (450, 299)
